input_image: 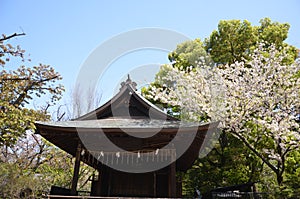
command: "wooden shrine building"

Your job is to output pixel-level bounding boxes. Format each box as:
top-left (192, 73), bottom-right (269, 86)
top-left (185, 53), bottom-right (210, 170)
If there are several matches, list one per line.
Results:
top-left (35, 76), bottom-right (219, 198)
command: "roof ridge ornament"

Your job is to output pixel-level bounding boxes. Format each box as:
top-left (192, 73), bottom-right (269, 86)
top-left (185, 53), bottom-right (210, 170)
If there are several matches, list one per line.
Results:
top-left (120, 74), bottom-right (137, 90)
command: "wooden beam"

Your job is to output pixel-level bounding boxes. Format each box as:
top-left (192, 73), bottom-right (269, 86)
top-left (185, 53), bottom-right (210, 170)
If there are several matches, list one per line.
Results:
top-left (71, 143), bottom-right (82, 195)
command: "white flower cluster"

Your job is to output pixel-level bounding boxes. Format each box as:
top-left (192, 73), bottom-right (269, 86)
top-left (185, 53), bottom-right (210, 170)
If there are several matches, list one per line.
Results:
top-left (145, 63), bottom-right (225, 122)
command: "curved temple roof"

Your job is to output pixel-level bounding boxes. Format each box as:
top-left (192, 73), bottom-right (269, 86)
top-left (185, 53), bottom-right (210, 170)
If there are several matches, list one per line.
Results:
top-left (36, 118), bottom-right (212, 129)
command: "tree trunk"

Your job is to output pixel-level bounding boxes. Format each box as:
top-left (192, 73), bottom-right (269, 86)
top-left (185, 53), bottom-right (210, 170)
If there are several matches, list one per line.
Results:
top-left (276, 173), bottom-right (283, 186)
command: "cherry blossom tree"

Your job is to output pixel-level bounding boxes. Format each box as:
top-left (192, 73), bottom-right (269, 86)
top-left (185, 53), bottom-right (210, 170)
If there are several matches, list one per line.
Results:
top-left (144, 44), bottom-right (300, 187)
top-left (218, 44), bottom-right (300, 186)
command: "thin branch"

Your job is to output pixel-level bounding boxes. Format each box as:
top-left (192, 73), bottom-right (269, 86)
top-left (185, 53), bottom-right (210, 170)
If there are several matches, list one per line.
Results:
top-left (0, 51), bottom-right (23, 54)
top-left (282, 144), bottom-right (294, 158)
top-left (0, 77), bottom-right (30, 81)
top-left (232, 131), bottom-right (279, 173)
top-left (57, 112), bottom-right (65, 121)
top-left (0, 32), bottom-right (26, 42)
top-left (12, 75), bottom-right (59, 106)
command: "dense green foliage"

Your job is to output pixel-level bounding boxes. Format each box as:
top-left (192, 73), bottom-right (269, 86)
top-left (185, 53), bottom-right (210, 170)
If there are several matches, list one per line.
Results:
top-left (181, 133), bottom-right (263, 196)
top-left (168, 39), bottom-right (211, 69)
top-left (205, 18), bottom-right (298, 65)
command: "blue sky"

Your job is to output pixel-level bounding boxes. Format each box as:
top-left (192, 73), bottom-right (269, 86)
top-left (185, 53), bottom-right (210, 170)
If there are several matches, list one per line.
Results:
top-left (1, 0), bottom-right (300, 107)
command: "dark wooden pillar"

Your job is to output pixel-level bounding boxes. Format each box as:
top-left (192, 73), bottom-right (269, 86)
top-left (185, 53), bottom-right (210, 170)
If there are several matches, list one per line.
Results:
top-left (91, 170), bottom-right (102, 196)
top-left (168, 150), bottom-right (176, 198)
top-left (107, 167), bottom-right (112, 196)
top-left (168, 162), bottom-right (176, 197)
top-left (153, 172), bottom-right (157, 197)
top-left (71, 143), bottom-right (81, 195)
top-left (96, 169), bottom-right (102, 196)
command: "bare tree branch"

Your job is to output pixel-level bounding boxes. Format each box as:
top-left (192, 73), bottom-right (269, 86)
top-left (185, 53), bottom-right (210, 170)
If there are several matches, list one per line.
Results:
top-left (0, 32), bottom-right (26, 42)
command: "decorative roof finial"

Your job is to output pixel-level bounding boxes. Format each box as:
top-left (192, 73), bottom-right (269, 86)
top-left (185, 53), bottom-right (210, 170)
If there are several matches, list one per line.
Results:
top-left (120, 74), bottom-right (137, 90)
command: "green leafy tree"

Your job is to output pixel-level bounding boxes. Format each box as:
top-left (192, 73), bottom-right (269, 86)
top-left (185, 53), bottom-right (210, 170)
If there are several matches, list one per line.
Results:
top-left (283, 150), bottom-right (300, 197)
top-left (205, 19), bottom-right (256, 65)
top-left (204, 18), bottom-right (298, 65)
top-left (168, 39), bottom-right (211, 69)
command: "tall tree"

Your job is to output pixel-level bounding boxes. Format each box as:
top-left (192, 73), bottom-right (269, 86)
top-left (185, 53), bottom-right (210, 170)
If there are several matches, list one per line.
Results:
top-left (65, 85), bottom-right (102, 120)
top-left (0, 33), bottom-right (66, 197)
top-left (0, 33), bottom-right (64, 146)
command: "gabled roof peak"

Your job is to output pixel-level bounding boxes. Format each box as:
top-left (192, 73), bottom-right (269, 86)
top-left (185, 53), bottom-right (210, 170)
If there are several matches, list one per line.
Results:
top-left (120, 74), bottom-right (137, 91)
top-left (73, 75), bottom-right (178, 121)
